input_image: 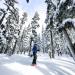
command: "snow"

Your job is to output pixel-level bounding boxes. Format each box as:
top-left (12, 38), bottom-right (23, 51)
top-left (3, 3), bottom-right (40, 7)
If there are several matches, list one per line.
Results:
top-left (60, 0), bottom-right (66, 4)
top-left (0, 53), bottom-right (75, 75)
top-left (52, 0), bottom-right (58, 6)
top-left (62, 18), bottom-right (75, 27)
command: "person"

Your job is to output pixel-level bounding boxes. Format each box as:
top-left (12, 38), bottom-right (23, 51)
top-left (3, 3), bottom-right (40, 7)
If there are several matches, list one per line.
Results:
top-left (32, 43), bottom-right (37, 66)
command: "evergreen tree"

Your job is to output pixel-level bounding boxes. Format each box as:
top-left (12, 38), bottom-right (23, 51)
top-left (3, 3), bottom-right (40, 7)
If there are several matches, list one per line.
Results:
top-left (31, 11), bottom-right (40, 43)
top-left (56, 0), bottom-right (75, 60)
top-left (45, 0), bottom-right (56, 58)
top-left (12, 12), bottom-right (28, 54)
top-left (4, 0), bottom-right (19, 54)
top-left (0, 0), bottom-right (18, 54)
top-left (0, 0), bottom-right (29, 54)
top-left (45, 0), bottom-right (75, 60)
top-left (29, 12), bottom-right (40, 55)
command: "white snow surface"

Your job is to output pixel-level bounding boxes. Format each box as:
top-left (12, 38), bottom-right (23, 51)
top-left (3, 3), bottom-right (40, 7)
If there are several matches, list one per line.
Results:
top-left (62, 18), bottom-right (75, 27)
top-left (0, 53), bottom-right (75, 75)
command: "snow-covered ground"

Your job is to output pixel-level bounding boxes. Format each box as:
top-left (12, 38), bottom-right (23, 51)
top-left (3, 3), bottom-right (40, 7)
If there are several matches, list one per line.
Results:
top-left (0, 53), bottom-right (75, 75)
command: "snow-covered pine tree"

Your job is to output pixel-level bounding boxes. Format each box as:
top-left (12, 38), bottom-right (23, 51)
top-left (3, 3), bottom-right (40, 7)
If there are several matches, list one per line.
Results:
top-left (31, 12), bottom-right (40, 43)
top-left (45, 0), bottom-right (57, 58)
top-left (0, 0), bottom-right (30, 54)
top-left (12, 12), bottom-right (28, 54)
top-left (0, 0), bottom-right (19, 54)
top-left (45, 0), bottom-right (75, 60)
top-left (29, 12), bottom-right (40, 56)
top-left (4, 0), bottom-right (19, 55)
top-left (41, 25), bottom-right (48, 53)
top-left (56, 0), bottom-right (75, 61)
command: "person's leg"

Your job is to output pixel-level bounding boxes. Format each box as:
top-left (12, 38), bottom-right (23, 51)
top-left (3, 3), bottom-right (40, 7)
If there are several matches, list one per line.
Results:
top-left (32, 52), bottom-right (37, 64)
top-left (34, 54), bottom-right (37, 64)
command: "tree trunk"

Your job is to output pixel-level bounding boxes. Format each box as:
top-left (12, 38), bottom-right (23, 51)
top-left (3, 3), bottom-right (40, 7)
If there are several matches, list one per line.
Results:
top-left (0, 13), bottom-right (6, 25)
top-left (63, 28), bottom-right (75, 61)
top-left (4, 44), bottom-right (9, 54)
top-left (0, 46), bottom-right (3, 53)
top-left (43, 47), bottom-right (45, 53)
top-left (50, 30), bottom-right (55, 58)
top-left (0, 43), bottom-right (4, 53)
top-left (24, 51), bottom-right (25, 54)
top-left (11, 39), bottom-right (17, 54)
top-left (11, 28), bottom-right (22, 55)
top-left (4, 39), bottom-right (11, 54)
top-left (28, 38), bottom-right (32, 56)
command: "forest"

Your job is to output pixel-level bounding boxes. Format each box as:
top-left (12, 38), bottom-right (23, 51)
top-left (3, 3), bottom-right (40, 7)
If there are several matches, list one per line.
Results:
top-left (0, 0), bottom-right (75, 75)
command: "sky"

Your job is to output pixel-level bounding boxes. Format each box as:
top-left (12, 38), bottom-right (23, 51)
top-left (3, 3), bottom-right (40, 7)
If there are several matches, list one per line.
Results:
top-left (18, 0), bottom-right (46, 16)
top-left (18, 0), bottom-right (47, 34)
top-left (0, 0), bottom-right (47, 34)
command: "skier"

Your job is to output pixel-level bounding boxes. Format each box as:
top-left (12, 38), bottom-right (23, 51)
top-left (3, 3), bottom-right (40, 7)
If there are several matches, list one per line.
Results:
top-left (32, 43), bottom-right (37, 66)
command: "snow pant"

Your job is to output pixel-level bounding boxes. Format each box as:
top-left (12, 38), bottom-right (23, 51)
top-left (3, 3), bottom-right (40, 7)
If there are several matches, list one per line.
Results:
top-left (32, 52), bottom-right (37, 64)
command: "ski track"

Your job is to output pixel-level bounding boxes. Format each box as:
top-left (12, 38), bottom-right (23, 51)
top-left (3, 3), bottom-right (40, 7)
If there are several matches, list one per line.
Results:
top-left (0, 54), bottom-right (75, 75)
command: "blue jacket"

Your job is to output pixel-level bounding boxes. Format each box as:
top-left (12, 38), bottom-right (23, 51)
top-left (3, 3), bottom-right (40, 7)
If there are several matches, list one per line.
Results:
top-left (32, 44), bottom-right (37, 53)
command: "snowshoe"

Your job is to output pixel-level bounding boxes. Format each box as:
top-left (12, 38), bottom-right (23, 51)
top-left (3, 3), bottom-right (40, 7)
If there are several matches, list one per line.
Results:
top-left (31, 64), bottom-right (37, 66)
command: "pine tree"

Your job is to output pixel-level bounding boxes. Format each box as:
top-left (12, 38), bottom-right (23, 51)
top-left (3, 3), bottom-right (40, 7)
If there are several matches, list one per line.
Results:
top-left (31, 12), bottom-right (40, 43)
top-left (29, 12), bottom-right (40, 56)
top-left (0, 0), bottom-right (18, 54)
top-left (56, 0), bottom-right (75, 60)
top-left (12, 12), bottom-right (28, 54)
top-left (45, 0), bottom-right (75, 60)
top-left (4, 1), bottom-right (19, 54)
top-left (45, 0), bottom-right (56, 58)
top-left (0, 0), bottom-right (29, 54)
